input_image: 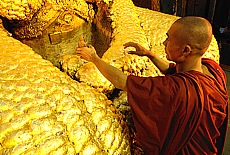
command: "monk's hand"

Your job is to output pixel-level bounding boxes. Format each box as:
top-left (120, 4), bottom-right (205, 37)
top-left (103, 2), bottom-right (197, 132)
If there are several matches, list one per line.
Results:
top-left (76, 45), bottom-right (99, 62)
top-left (123, 42), bottom-right (149, 57)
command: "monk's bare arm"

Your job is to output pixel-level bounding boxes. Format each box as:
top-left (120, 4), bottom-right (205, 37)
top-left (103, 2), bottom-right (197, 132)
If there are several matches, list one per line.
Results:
top-left (76, 45), bottom-right (127, 91)
top-left (92, 56), bottom-right (127, 91)
top-left (123, 42), bottom-right (170, 74)
top-left (147, 52), bottom-right (170, 74)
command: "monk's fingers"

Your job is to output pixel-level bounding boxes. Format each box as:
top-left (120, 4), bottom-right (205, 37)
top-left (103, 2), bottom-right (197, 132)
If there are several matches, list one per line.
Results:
top-left (128, 51), bottom-right (137, 54)
top-left (76, 47), bottom-right (81, 52)
top-left (128, 50), bottom-right (147, 56)
top-left (76, 52), bottom-right (90, 61)
top-left (76, 51), bottom-right (84, 58)
top-left (76, 46), bottom-right (90, 53)
top-left (123, 42), bottom-right (138, 49)
top-left (76, 47), bottom-right (97, 62)
top-left (87, 44), bottom-right (94, 49)
top-left (76, 48), bottom-right (87, 57)
top-left (76, 48), bottom-right (84, 55)
top-left (76, 49), bottom-right (81, 55)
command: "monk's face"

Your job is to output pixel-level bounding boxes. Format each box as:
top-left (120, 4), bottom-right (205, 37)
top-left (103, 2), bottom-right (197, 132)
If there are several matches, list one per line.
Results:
top-left (163, 23), bottom-right (185, 62)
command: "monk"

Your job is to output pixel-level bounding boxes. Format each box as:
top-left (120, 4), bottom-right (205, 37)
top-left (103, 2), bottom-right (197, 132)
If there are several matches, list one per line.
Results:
top-left (76, 16), bottom-right (229, 155)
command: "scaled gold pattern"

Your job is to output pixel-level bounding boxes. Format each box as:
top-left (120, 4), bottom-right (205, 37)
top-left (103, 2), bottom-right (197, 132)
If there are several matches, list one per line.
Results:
top-left (0, 24), bottom-right (130, 154)
top-left (0, 0), bottom-right (220, 154)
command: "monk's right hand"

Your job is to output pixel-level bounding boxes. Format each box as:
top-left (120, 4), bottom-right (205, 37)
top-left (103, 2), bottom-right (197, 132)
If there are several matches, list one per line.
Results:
top-left (123, 42), bottom-right (149, 57)
top-left (76, 45), bottom-right (99, 62)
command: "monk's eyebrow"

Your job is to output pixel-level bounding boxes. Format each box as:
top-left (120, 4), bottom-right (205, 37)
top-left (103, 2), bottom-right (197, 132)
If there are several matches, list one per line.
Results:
top-left (166, 33), bottom-right (169, 37)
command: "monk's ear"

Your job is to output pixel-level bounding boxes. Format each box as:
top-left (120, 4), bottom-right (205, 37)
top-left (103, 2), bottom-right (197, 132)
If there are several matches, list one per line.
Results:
top-left (182, 45), bottom-right (192, 56)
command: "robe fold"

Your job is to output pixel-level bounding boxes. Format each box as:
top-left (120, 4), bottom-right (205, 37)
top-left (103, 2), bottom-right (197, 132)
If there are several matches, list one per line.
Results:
top-left (127, 58), bottom-right (228, 155)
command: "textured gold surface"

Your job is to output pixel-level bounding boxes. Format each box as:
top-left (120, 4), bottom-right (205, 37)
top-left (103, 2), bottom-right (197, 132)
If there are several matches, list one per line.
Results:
top-left (0, 26), bottom-right (130, 154)
top-left (0, 0), bottom-right (94, 67)
top-left (0, 0), bottom-right (93, 39)
top-left (0, 0), bottom-right (220, 154)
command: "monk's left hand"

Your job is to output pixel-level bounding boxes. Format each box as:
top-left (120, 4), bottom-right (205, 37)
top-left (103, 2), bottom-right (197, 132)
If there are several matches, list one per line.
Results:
top-left (123, 42), bottom-right (149, 57)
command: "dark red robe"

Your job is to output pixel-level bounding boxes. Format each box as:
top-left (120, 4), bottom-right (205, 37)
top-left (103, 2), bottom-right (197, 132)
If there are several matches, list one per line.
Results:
top-left (127, 58), bottom-right (228, 155)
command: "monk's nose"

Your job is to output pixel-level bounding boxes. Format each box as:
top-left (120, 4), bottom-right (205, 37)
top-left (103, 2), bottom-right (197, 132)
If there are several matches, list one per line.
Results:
top-left (163, 40), bottom-right (167, 46)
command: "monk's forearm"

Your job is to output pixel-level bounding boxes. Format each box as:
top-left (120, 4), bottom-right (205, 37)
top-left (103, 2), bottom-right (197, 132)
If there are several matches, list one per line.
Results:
top-left (147, 53), bottom-right (170, 74)
top-left (92, 57), bottom-right (127, 91)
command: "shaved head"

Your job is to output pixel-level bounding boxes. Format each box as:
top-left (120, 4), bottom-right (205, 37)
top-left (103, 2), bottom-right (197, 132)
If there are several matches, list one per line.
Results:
top-left (171, 16), bottom-right (213, 54)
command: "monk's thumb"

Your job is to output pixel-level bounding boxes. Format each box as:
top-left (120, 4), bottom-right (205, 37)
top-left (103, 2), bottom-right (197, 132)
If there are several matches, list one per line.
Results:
top-left (88, 44), bottom-right (93, 48)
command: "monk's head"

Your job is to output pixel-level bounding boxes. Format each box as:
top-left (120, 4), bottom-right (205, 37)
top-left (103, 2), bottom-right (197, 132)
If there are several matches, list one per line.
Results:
top-left (163, 16), bottom-right (212, 62)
